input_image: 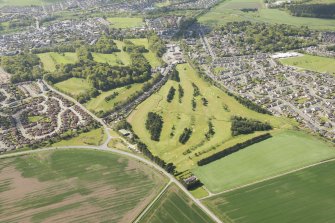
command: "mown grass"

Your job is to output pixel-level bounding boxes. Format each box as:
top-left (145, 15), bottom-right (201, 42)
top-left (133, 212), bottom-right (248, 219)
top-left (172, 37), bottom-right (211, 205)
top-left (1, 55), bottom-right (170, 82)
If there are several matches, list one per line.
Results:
top-left (92, 52), bottom-right (131, 66)
top-left (0, 149), bottom-right (167, 222)
top-left (51, 127), bottom-right (106, 147)
top-left (203, 160), bottom-right (335, 223)
top-left (139, 183), bottom-right (214, 223)
top-left (37, 52), bottom-right (78, 72)
top-left (128, 63), bottom-right (293, 172)
top-left (194, 130), bottom-right (335, 193)
top-left (280, 54), bottom-right (335, 76)
top-left (107, 17), bottom-right (144, 28)
top-left (54, 77), bottom-right (93, 97)
top-left (199, 0), bottom-right (335, 31)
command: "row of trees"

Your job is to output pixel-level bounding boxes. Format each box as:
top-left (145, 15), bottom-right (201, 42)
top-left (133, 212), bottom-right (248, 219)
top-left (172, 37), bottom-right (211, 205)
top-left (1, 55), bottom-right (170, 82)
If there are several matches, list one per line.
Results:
top-left (231, 116), bottom-right (272, 136)
top-left (287, 3), bottom-right (335, 19)
top-left (145, 112), bottom-right (164, 141)
top-left (179, 128), bottom-right (192, 144)
top-left (228, 92), bottom-right (272, 115)
top-left (197, 133), bottom-right (272, 166)
top-left (167, 86), bottom-right (176, 102)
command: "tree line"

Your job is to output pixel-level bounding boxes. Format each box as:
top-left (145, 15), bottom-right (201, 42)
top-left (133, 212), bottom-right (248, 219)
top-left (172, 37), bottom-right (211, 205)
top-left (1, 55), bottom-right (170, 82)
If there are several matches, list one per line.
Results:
top-left (231, 116), bottom-right (272, 136)
top-left (287, 3), bottom-right (335, 19)
top-left (197, 133), bottom-right (272, 166)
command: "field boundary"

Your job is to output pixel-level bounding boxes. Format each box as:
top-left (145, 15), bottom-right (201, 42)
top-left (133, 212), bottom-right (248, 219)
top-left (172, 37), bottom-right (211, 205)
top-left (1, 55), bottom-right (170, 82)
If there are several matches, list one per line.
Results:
top-left (201, 156), bottom-right (335, 200)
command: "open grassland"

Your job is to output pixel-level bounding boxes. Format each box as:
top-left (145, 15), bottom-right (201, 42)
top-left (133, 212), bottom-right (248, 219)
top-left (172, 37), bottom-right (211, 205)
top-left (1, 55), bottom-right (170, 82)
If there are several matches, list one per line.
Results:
top-left (199, 0), bottom-right (335, 31)
top-left (0, 149), bottom-right (167, 223)
top-left (128, 63), bottom-right (293, 172)
top-left (203, 160), bottom-right (335, 223)
top-left (52, 127), bottom-right (106, 147)
top-left (139, 183), bottom-right (214, 223)
top-left (194, 130), bottom-right (335, 193)
top-left (54, 77), bottom-right (93, 97)
top-left (85, 83), bottom-right (144, 113)
top-left (280, 54), bottom-right (335, 76)
top-left (107, 17), bottom-right (144, 29)
top-left (0, 0), bottom-right (62, 7)
top-left (37, 52), bottom-right (77, 72)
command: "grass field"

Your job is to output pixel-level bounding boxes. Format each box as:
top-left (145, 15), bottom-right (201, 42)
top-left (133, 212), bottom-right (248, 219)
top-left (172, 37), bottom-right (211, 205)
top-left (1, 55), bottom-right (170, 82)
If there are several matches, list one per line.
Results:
top-left (0, 0), bottom-right (62, 7)
top-left (199, 0), bottom-right (335, 31)
top-left (85, 83), bottom-right (144, 113)
top-left (0, 149), bottom-right (167, 222)
top-left (280, 54), bottom-right (335, 76)
top-left (107, 17), bottom-right (144, 29)
top-left (193, 130), bottom-right (335, 193)
top-left (92, 52), bottom-right (131, 66)
top-left (54, 77), bottom-right (93, 97)
top-left (52, 127), bottom-right (106, 147)
top-left (128, 63), bottom-right (293, 172)
top-left (37, 52), bottom-right (77, 72)
top-left (203, 160), bottom-right (335, 223)
top-left (139, 183), bottom-right (214, 223)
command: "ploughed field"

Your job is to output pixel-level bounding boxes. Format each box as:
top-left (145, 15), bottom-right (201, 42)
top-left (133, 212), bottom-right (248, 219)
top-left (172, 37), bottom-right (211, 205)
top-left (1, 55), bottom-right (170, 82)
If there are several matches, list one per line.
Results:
top-left (203, 160), bottom-right (335, 223)
top-left (0, 149), bottom-right (166, 222)
top-left (139, 184), bottom-right (214, 223)
top-left (128, 63), bottom-right (293, 172)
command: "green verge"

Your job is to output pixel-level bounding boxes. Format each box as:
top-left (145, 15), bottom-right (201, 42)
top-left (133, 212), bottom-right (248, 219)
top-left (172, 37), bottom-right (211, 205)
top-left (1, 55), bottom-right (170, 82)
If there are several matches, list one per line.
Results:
top-left (203, 160), bottom-right (335, 223)
top-left (0, 149), bottom-right (167, 222)
top-left (193, 130), bottom-right (335, 193)
top-left (280, 54), bottom-right (335, 76)
top-left (199, 0), bottom-right (335, 31)
top-left (138, 183), bottom-right (215, 223)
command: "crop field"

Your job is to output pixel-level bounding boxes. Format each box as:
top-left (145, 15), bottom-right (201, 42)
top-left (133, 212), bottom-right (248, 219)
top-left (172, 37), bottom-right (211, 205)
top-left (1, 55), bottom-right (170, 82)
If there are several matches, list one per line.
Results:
top-left (52, 127), bottom-right (106, 147)
top-left (128, 63), bottom-right (293, 172)
top-left (193, 130), bottom-right (335, 193)
top-left (198, 0), bottom-right (335, 31)
top-left (0, 149), bottom-right (167, 222)
top-left (280, 54), bottom-right (335, 76)
top-left (203, 160), bottom-right (335, 223)
top-left (85, 83), bottom-right (145, 113)
top-left (107, 17), bottom-right (144, 29)
top-left (139, 183), bottom-right (214, 223)
top-left (37, 52), bottom-right (77, 72)
top-left (54, 77), bottom-right (93, 97)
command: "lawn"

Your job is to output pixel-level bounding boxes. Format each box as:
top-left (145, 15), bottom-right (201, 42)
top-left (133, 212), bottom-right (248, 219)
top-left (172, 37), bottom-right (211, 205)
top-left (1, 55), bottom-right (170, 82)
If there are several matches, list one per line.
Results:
top-left (37, 52), bottom-right (78, 72)
top-left (54, 77), bottom-right (93, 97)
top-left (280, 54), bottom-right (335, 76)
top-left (107, 17), bottom-right (144, 29)
top-left (198, 0), bottom-right (335, 31)
top-left (128, 63), bottom-right (293, 172)
top-left (52, 127), bottom-right (106, 147)
top-left (138, 183), bottom-right (214, 223)
top-left (85, 83), bottom-right (145, 113)
top-left (193, 130), bottom-right (335, 193)
top-left (0, 149), bottom-right (167, 222)
top-left (28, 115), bottom-right (50, 123)
top-left (203, 160), bottom-right (335, 223)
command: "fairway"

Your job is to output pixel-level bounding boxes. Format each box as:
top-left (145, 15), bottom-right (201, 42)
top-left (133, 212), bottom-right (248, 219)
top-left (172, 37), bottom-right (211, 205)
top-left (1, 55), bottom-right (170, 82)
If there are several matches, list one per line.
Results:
top-left (128, 63), bottom-right (292, 172)
top-left (37, 52), bottom-right (78, 72)
top-left (92, 52), bottom-right (131, 66)
top-left (54, 77), bottom-right (93, 97)
top-left (199, 0), bottom-right (335, 31)
top-left (0, 149), bottom-right (167, 222)
top-left (280, 54), bottom-right (335, 76)
top-left (139, 183), bottom-right (214, 223)
top-left (193, 130), bottom-right (335, 193)
top-left (85, 83), bottom-right (145, 113)
top-left (203, 160), bottom-right (335, 223)
top-left (107, 17), bottom-right (144, 28)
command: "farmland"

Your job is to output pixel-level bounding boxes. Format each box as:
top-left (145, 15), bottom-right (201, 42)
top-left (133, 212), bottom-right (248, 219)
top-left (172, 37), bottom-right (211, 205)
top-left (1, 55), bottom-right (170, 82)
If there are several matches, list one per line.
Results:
top-left (0, 149), bottom-right (167, 222)
top-left (107, 17), bottom-right (144, 29)
top-left (280, 54), bottom-right (335, 76)
top-left (198, 0), bottom-right (335, 31)
top-left (203, 160), bottom-right (335, 223)
top-left (138, 183), bottom-right (214, 223)
top-left (54, 77), bottom-right (93, 97)
top-left (128, 63), bottom-right (293, 172)
top-left (193, 130), bottom-right (335, 193)
top-left (0, 0), bottom-right (62, 7)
